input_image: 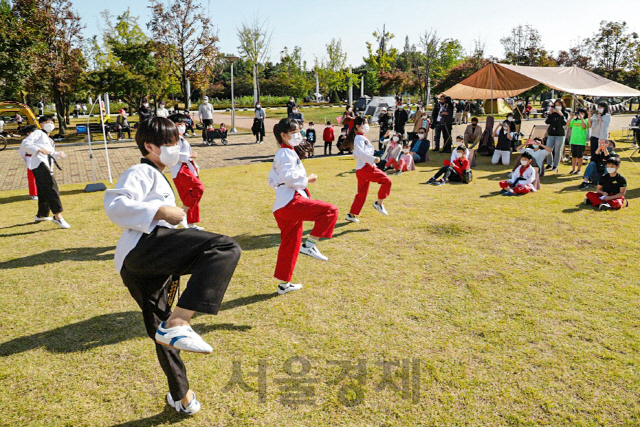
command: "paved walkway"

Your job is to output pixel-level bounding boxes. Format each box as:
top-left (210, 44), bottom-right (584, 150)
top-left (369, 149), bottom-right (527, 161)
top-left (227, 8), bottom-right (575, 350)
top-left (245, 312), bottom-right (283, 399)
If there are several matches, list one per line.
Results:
top-left (0, 115), bottom-right (634, 191)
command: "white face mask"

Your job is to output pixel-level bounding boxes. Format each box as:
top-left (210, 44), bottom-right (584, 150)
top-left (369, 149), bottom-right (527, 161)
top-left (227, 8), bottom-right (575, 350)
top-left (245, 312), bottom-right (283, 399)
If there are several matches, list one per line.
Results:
top-left (43, 123), bottom-right (55, 133)
top-left (508, 117), bottom-right (514, 122)
top-left (555, 106), bottom-right (562, 111)
top-left (418, 133), bottom-right (425, 139)
top-left (399, 106), bottom-right (404, 110)
top-left (288, 132), bottom-right (303, 147)
top-left (392, 136), bottom-right (399, 142)
top-left (159, 105), bottom-right (165, 109)
top-left (158, 144), bottom-right (180, 166)
top-left (606, 167), bottom-right (617, 174)
top-left (455, 152), bottom-right (462, 158)
top-left (143, 103), bottom-right (149, 108)
top-left (363, 124), bottom-right (370, 133)
top-left (402, 149), bottom-right (409, 154)
top-left (521, 160), bottom-right (529, 166)
top-left (532, 145), bottom-right (539, 150)
top-left (203, 100), bottom-right (209, 104)
top-left (598, 108), bottom-right (604, 114)
top-left (176, 125), bottom-right (186, 135)
top-left (256, 105), bottom-right (261, 109)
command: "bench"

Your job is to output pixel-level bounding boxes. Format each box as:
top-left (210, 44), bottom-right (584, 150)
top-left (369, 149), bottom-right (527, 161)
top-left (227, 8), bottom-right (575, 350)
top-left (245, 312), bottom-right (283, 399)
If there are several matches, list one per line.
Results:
top-left (75, 122), bottom-right (119, 135)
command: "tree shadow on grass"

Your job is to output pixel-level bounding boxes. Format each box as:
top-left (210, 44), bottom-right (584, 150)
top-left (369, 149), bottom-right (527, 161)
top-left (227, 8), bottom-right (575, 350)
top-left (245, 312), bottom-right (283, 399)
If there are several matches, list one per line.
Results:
top-left (232, 222), bottom-right (368, 251)
top-left (109, 406), bottom-right (185, 427)
top-left (0, 246), bottom-right (116, 269)
top-left (0, 311), bottom-right (252, 357)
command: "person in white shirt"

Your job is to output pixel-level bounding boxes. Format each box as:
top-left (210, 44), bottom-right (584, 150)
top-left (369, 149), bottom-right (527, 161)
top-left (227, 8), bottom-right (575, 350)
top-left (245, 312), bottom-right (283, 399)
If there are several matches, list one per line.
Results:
top-left (198, 96), bottom-right (214, 142)
top-left (515, 137), bottom-right (552, 176)
top-left (20, 116), bottom-right (70, 228)
top-left (268, 118), bottom-right (338, 295)
top-left (500, 151), bottom-right (537, 196)
top-left (156, 102), bottom-right (169, 118)
top-left (345, 116), bottom-right (392, 223)
top-left (103, 117), bottom-right (241, 416)
top-left (168, 113), bottom-right (205, 230)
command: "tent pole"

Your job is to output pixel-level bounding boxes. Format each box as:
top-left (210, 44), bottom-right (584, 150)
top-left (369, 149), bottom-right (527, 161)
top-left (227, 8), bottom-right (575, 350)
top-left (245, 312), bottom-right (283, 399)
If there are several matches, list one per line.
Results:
top-left (490, 62), bottom-right (494, 115)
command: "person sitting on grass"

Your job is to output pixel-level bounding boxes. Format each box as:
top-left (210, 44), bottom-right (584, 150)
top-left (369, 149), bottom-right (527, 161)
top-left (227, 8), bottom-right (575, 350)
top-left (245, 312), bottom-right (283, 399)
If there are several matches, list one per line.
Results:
top-left (409, 127), bottom-right (429, 163)
top-left (378, 133), bottom-right (402, 168)
top-left (427, 146), bottom-right (470, 185)
top-left (584, 156), bottom-right (627, 210)
top-left (579, 140), bottom-right (616, 190)
top-left (450, 136), bottom-right (469, 162)
top-left (463, 117), bottom-right (482, 149)
top-left (385, 142), bottom-right (416, 175)
top-left (492, 120), bottom-right (514, 165)
top-left (568, 108), bottom-right (589, 175)
top-left (515, 137), bottom-right (552, 176)
top-left (499, 151), bottom-right (537, 196)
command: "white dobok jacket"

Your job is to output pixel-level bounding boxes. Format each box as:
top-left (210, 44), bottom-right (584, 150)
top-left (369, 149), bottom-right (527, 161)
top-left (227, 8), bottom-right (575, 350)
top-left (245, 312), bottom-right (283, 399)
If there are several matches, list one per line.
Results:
top-left (353, 134), bottom-right (376, 170)
top-left (267, 146), bottom-right (309, 212)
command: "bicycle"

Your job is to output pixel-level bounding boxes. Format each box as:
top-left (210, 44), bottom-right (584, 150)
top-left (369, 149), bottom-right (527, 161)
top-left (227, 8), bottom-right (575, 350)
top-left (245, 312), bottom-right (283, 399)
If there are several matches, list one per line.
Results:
top-left (0, 134), bottom-right (7, 151)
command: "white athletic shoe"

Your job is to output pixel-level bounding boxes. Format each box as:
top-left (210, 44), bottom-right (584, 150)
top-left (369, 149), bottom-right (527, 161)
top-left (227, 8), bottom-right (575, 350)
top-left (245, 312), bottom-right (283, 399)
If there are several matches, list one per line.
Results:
top-left (155, 322), bottom-right (213, 354)
top-left (31, 196), bottom-right (38, 200)
top-left (277, 282), bottom-right (303, 295)
top-left (299, 244), bottom-right (328, 261)
top-left (166, 391), bottom-right (201, 416)
top-left (188, 224), bottom-right (205, 231)
top-left (345, 213), bottom-right (359, 223)
top-left (34, 215), bottom-right (53, 222)
top-left (52, 217), bottom-right (71, 229)
top-left (373, 202), bottom-right (389, 216)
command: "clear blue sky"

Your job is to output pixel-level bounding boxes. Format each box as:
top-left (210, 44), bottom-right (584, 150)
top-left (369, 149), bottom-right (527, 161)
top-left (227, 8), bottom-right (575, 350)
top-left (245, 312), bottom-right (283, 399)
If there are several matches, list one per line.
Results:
top-left (73, 0), bottom-right (640, 67)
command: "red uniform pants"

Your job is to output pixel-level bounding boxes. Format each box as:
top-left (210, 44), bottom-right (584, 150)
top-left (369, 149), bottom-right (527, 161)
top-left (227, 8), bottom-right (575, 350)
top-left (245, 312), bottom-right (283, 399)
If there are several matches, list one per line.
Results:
top-left (350, 163), bottom-right (392, 215)
top-left (173, 163), bottom-right (205, 224)
top-left (386, 158), bottom-right (407, 172)
top-left (500, 181), bottom-right (532, 194)
top-left (586, 192), bottom-right (625, 209)
top-left (273, 192), bottom-right (338, 282)
top-left (27, 167), bottom-right (37, 197)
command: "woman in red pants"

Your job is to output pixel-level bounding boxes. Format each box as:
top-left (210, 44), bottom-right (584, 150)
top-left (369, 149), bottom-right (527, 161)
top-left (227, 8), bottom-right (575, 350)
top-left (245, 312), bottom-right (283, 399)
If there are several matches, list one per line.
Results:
top-left (169, 114), bottom-right (205, 230)
top-left (268, 118), bottom-right (339, 295)
top-left (345, 116), bottom-right (392, 223)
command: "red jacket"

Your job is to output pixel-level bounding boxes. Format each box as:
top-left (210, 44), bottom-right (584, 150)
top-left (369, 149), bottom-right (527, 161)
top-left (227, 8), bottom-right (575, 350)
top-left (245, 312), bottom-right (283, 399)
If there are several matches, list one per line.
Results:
top-left (452, 157), bottom-right (470, 176)
top-left (323, 126), bottom-right (335, 142)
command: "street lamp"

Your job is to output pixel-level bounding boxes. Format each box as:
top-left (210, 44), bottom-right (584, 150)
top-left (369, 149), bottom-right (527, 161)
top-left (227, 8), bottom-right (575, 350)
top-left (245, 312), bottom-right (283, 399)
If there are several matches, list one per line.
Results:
top-left (226, 55), bottom-right (239, 133)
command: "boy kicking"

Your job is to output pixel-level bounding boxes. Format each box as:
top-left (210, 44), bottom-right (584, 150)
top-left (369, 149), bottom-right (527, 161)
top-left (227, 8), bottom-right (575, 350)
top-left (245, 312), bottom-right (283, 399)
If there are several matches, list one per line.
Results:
top-left (103, 118), bottom-right (241, 415)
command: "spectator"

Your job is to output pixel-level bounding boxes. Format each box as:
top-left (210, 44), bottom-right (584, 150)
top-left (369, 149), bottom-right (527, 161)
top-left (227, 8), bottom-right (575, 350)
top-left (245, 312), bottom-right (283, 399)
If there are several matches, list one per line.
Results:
top-left (341, 105), bottom-right (354, 132)
top-left (116, 109), bottom-right (131, 140)
top-left (15, 112), bottom-right (23, 133)
top-left (394, 104), bottom-right (409, 138)
top-left (491, 120), bottom-right (513, 165)
top-left (409, 128), bottom-right (429, 163)
top-left (568, 109), bottom-right (589, 175)
top-left (499, 151), bottom-right (537, 196)
top-left (323, 121), bottom-right (335, 156)
top-left (455, 100), bottom-right (464, 124)
top-left (291, 107), bottom-right (304, 123)
top-left (81, 103), bottom-right (87, 115)
top-left (306, 122), bottom-right (317, 158)
top-left (631, 110), bottom-right (640, 147)
top-left (378, 108), bottom-right (394, 150)
top-left (138, 100), bottom-right (153, 123)
top-left (37, 101), bottom-right (44, 116)
top-left (463, 117), bottom-right (482, 149)
top-left (512, 100), bottom-right (525, 133)
top-left (253, 102), bottom-right (266, 144)
top-left (430, 94), bottom-right (453, 152)
top-left (385, 141), bottom-right (415, 175)
top-left (463, 100), bottom-right (471, 124)
top-left (336, 129), bottom-right (350, 155)
top-left (286, 97), bottom-right (296, 118)
top-left (544, 99), bottom-right (569, 171)
top-left (578, 140), bottom-right (615, 189)
top-left (427, 146), bottom-right (470, 185)
top-left (198, 96), bottom-right (214, 142)
top-left (183, 110), bottom-right (195, 136)
top-left (585, 156), bottom-right (627, 210)
top-left (515, 137), bottom-right (552, 176)
top-left (412, 105), bottom-right (428, 134)
top-left (156, 102), bottom-right (169, 118)
top-left (379, 134), bottom-right (402, 169)
top-left (589, 101), bottom-right (612, 155)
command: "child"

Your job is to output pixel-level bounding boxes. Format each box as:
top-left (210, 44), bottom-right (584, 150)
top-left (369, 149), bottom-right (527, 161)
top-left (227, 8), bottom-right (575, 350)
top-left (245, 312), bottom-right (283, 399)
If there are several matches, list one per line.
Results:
top-left (17, 130), bottom-right (38, 200)
top-left (499, 151), bottom-right (537, 196)
top-left (427, 146), bottom-right (470, 185)
top-left (345, 116), bottom-right (392, 222)
top-left (450, 136), bottom-right (470, 162)
top-left (267, 118), bottom-right (338, 294)
top-left (306, 122), bottom-right (317, 158)
top-left (386, 142), bottom-right (416, 175)
top-left (20, 115), bottom-right (69, 228)
top-left (169, 113), bottom-right (205, 230)
top-left (515, 137), bottom-right (552, 176)
top-left (568, 109), bottom-right (589, 174)
top-left (336, 129), bottom-right (349, 154)
top-left (585, 156), bottom-right (627, 210)
top-left (103, 117), bottom-right (241, 415)
top-left (322, 121), bottom-right (335, 156)
top-left (219, 123), bottom-right (227, 134)
top-left (380, 134), bottom-right (402, 170)
top-left (579, 140), bottom-right (615, 189)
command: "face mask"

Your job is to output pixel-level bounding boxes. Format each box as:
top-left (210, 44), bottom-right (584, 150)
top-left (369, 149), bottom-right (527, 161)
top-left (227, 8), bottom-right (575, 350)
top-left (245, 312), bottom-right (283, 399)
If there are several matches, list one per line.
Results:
top-left (606, 147), bottom-right (614, 153)
top-left (363, 124), bottom-right (370, 133)
top-left (418, 133), bottom-right (425, 139)
top-left (43, 123), bottom-right (55, 133)
top-left (472, 123), bottom-right (477, 127)
top-left (503, 127), bottom-right (509, 132)
top-left (606, 167), bottom-right (616, 174)
top-left (392, 136), bottom-right (399, 142)
top-left (399, 106), bottom-right (404, 110)
top-left (288, 132), bottom-right (303, 147)
top-left (341, 133), bottom-right (347, 136)
top-left (555, 106), bottom-right (562, 111)
top-left (159, 105), bottom-right (165, 109)
top-left (508, 117), bottom-right (514, 122)
top-left (256, 105), bottom-right (261, 109)
top-left (158, 144), bottom-right (180, 166)
top-left (598, 108), bottom-right (604, 114)
top-left (143, 103), bottom-right (149, 108)
top-left (521, 160), bottom-right (529, 166)
top-left (177, 125), bottom-right (186, 135)
top-left (532, 145), bottom-right (539, 150)
top-left (402, 149), bottom-right (409, 153)
top-left (292, 110), bottom-right (298, 114)
top-left (455, 152), bottom-right (462, 158)
top-left (203, 100), bottom-right (209, 104)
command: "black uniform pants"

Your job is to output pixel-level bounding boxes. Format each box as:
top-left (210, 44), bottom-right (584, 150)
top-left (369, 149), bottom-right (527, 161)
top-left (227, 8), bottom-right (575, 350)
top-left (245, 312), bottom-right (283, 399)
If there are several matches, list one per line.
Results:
top-left (32, 162), bottom-right (63, 217)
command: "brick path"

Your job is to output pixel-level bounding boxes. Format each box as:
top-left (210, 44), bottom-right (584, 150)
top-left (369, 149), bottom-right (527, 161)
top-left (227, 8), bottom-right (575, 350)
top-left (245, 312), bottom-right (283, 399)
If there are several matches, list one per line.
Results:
top-left (0, 115), bottom-right (634, 191)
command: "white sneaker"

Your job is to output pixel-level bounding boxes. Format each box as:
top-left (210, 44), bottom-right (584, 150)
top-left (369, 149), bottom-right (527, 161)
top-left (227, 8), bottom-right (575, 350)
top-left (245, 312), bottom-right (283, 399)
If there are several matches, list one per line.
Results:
top-left (34, 215), bottom-right (53, 222)
top-left (155, 322), bottom-right (213, 354)
top-left (277, 282), bottom-right (302, 295)
top-left (373, 202), bottom-right (389, 215)
top-left (299, 244), bottom-right (328, 261)
top-left (31, 196), bottom-right (38, 200)
top-left (52, 217), bottom-right (71, 228)
top-left (166, 391), bottom-right (201, 415)
top-left (188, 224), bottom-right (205, 231)
top-left (345, 213), bottom-right (359, 223)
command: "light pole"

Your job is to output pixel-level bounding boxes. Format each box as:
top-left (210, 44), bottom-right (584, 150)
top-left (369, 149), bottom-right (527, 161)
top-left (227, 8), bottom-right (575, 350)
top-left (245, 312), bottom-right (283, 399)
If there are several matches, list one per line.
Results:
top-left (226, 55), bottom-right (239, 133)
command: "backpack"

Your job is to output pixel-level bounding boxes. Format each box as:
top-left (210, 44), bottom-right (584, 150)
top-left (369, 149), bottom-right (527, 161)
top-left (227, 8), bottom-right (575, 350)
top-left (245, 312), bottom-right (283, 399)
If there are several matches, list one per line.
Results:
top-left (462, 169), bottom-right (473, 184)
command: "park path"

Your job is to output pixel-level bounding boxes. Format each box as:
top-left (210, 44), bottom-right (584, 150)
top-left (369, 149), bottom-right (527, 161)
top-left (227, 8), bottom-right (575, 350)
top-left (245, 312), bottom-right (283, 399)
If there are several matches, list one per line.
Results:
top-left (0, 115), bottom-right (635, 192)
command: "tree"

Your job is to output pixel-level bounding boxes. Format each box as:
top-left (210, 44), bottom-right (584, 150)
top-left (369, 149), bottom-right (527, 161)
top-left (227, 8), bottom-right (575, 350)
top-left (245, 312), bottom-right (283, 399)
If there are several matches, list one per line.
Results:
top-left (316, 39), bottom-right (356, 103)
top-left (556, 44), bottom-right (590, 68)
top-left (500, 25), bottom-right (549, 66)
top-left (237, 16), bottom-right (272, 103)
top-left (148, 0), bottom-right (219, 109)
top-left (585, 21), bottom-right (639, 71)
top-left (364, 27), bottom-right (398, 73)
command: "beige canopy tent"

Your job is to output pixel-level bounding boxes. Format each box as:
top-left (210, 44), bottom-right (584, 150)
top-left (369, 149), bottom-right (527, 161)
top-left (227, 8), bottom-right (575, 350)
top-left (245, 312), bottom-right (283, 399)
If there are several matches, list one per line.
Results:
top-left (444, 63), bottom-right (640, 100)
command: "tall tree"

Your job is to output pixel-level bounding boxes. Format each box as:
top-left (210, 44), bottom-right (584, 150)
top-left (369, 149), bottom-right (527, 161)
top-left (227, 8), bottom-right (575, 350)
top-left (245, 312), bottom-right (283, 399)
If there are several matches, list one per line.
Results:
top-left (364, 27), bottom-right (397, 73)
top-left (148, 0), bottom-right (219, 109)
top-left (500, 25), bottom-right (549, 66)
top-left (237, 17), bottom-right (272, 103)
top-left (418, 30), bottom-right (440, 103)
top-left (585, 21), bottom-right (639, 71)
top-left (317, 39), bottom-right (356, 103)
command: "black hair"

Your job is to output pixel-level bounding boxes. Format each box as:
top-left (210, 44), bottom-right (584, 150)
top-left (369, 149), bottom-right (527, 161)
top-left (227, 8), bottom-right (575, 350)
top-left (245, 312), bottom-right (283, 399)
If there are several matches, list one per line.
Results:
top-left (456, 135), bottom-right (463, 140)
top-left (38, 115), bottom-right (53, 124)
top-left (533, 137), bottom-right (542, 142)
top-left (418, 127), bottom-right (426, 132)
top-left (135, 117), bottom-right (179, 156)
top-left (598, 101), bottom-right (609, 115)
top-left (167, 113), bottom-right (188, 124)
top-left (273, 118), bottom-right (299, 146)
top-left (521, 151), bottom-right (533, 160)
top-left (456, 146), bottom-right (465, 152)
top-left (605, 156), bottom-right (621, 167)
top-left (345, 116), bottom-right (367, 149)
top-left (577, 108), bottom-right (587, 116)
top-left (471, 117), bottom-right (479, 123)
top-left (309, 122), bottom-right (314, 126)
top-left (326, 121), bottom-right (332, 125)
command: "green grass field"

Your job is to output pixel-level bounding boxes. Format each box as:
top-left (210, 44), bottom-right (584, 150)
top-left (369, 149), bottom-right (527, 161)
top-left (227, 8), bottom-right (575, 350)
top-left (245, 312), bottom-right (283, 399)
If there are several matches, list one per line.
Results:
top-left (1, 145), bottom-right (640, 426)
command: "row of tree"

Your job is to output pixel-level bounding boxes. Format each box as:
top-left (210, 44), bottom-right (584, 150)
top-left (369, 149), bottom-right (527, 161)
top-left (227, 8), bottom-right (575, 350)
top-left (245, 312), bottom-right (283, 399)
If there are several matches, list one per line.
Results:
top-left (0, 0), bottom-right (639, 134)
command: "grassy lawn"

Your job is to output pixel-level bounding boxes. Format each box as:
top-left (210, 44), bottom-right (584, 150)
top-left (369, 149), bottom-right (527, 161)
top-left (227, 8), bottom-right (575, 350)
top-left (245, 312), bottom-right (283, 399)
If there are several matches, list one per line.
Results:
top-left (1, 142), bottom-right (640, 426)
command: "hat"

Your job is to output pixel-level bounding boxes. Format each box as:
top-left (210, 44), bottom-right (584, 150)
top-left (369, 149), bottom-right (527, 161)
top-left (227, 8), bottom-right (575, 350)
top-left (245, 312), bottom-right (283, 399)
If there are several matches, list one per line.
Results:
top-left (203, 96), bottom-right (209, 101)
